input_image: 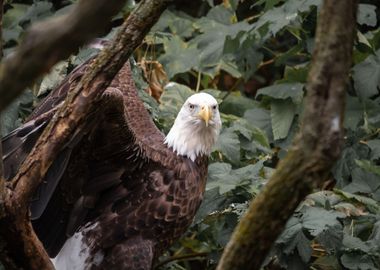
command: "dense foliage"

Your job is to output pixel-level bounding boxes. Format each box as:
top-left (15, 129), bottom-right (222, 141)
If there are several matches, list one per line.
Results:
top-left (1, 0), bottom-right (380, 269)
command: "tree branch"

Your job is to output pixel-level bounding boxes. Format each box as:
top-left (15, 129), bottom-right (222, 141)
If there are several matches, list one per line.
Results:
top-left (155, 252), bottom-right (208, 269)
top-left (10, 0), bottom-right (172, 211)
top-left (0, 0), bottom-right (126, 112)
top-left (216, 1), bottom-right (358, 269)
top-left (0, 1), bottom-right (172, 269)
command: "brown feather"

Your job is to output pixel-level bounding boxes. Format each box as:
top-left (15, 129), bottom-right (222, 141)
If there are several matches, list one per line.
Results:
top-left (2, 60), bottom-right (209, 269)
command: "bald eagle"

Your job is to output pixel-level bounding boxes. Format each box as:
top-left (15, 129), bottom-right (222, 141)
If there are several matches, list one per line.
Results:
top-left (2, 60), bottom-right (221, 269)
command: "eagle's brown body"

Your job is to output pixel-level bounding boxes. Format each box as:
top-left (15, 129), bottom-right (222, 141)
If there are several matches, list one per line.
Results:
top-left (2, 61), bottom-right (209, 269)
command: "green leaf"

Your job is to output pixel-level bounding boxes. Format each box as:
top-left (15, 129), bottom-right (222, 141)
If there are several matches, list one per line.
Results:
top-left (1, 90), bottom-right (33, 136)
top-left (254, 0), bottom-right (321, 38)
top-left (367, 140), bottom-right (380, 160)
top-left (344, 95), bottom-right (364, 130)
top-left (219, 92), bottom-right (260, 117)
top-left (301, 207), bottom-right (345, 236)
top-left (352, 50), bottom-right (380, 99)
top-left (194, 187), bottom-right (226, 223)
top-left (280, 66), bottom-right (309, 83)
top-left (342, 235), bottom-right (371, 253)
top-left (159, 36), bottom-right (199, 79)
top-left (192, 18), bottom-right (251, 77)
top-left (3, 4), bottom-right (29, 28)
top-left (340, 253), bottom-right (377, 270)
top-left (230, 119), bottom-right (270, 149)
top-left (355, 159), bottom-right (380, 176)
top-left (333, 144), bottom-right (370, 187)
top-left (244, 108), bottom-right (273, 141)
top-left (207, 161), bottom-right (264, 193)
top-left (38, 61), bottom-right (68, 96)
top-left (334, 189), bottom-right (380, 214)
top-left (357, 4), bottom-right (377, 27)
top-left (271, 99), bottom-right (296, 140)
top-left (343, 168), bottom-right (380, 201)
top-left (19, 1), bottom-right (53, 26)
top-left (214, 127), bottom-right (241, 164)
top-left (152, 10), bottom-right (195, 39)
top-left (206, 5), bottom-right (235, 25)
top-left (316, 225), bottom-right (343, 251)
top-left (255, 0), bottom-right (284, 11)
top-left (256, 83), bottom-right (304, 104)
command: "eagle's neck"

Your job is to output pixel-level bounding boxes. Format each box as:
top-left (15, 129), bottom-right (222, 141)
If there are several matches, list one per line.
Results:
top-left (164, 118), bottom-right (218, 162)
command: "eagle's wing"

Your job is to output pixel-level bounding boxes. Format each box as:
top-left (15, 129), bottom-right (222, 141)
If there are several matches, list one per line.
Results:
top-left (3, 59), bottom-right (194, 260)
top-left (2, 61), bottom-right (89, 217)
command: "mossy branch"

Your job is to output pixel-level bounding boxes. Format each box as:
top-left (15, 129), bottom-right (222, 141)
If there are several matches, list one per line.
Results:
top-left (0, 0), bottom-right (126, 112)
top-left (0, 1), bottom-right (172, 269)
top-left (216, 1), bottom-right (359, 269)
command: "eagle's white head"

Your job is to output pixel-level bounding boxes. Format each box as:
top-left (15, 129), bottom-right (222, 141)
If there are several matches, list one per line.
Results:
top-left (165, 93), bottom-right (222, 161)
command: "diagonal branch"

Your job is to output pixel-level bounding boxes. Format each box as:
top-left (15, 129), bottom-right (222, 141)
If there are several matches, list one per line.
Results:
top-left (0, 1), bottom-right (172, 269)
top-left (0, 0), bottom-right (126, 112)
top-left (10, 0), bottom-right (172, 214)
top-left (216, 1), bottom-right (358, 269)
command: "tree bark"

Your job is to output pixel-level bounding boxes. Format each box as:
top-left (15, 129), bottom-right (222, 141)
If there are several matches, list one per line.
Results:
top-left (0, 0), bottom-right (172, 269)
top-left (216, 1), bottom-right (358, 269)
top-left (0, 0), bottom-right (126, 112)
top-left (0, 0), bottom-right (5, 207)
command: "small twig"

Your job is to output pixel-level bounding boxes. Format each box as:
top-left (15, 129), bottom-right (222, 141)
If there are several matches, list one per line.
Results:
top-left (154, 252), bottom-right (208, 269)
top-left (195, 71), bottom-right (201, 92)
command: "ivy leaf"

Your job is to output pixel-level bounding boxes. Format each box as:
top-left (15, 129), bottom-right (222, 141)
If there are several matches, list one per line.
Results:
top-left (352, 50), bottom-right (380, 99)
top-left (342, 235), bottom-right (371, 253)
top-left (1, 90), bottom-right (33, 136)
top-left (301, 207), bottom-right (345, 236)
top-left (19, 1), bottom-right (53, 27)
top-left (254, 0), bottom-right (321, 38)
top-left (206, 5), bottom-right (235, 25)
top-left (38, 61), bottom-right (68, 96)
top-left (159, 36), bottom-right (199, 79)
top-left (355, 159), bottom-right (380, 176)
top-left (357, 4), bottom-right (377, 27)
top-left (256, 83), bottom-right (304, 104)
top-left (271, 99), bottom-right (296, 140)
top-left (341, 254), bottom-right (377, 270)
top-left (214, 127), bottom-right (241, 164)
top-left (343, 168), bottom-right (380, 201)
top-left (367, 140), bottom-right (380, 160)
top-left (152, 10), bottom-right (195, 38)
top-left (207, 162), bottom-right (238, 194)
top-left (194, 187), bottom-right (226, 223)
top-left (160, 82), bottom-right (193, 114)
top-left (255, 0), bottom-right (284, 11)
top-left (244, 108), bottom-right (273, 140)
top-left (207, 161), bottom-right (264, 194)
top-left (192, 18), bottom-right (251, 77)
top-left (220, 93), bottom-right (260, 117)
top-left (344, 95), bottom-right (364, 130)
top-left (230, 119), bottom-right (270, 149)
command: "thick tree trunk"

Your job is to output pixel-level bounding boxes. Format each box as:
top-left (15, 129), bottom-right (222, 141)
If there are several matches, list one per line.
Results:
top-left (216, 1), bottom-right (358, 269)
top-left (0, 0), bottom-right (172, 269)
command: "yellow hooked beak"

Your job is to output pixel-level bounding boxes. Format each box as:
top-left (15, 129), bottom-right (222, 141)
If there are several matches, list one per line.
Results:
top-left (198, 105), bottom-right (212, 127)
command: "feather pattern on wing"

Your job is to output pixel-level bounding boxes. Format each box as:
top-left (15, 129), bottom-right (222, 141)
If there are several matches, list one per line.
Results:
top-left (2, 59), bottom-right (215, 270)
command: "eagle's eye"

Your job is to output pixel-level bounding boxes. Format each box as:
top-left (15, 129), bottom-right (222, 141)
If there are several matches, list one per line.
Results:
top-left (212, 105), bottom-right (217, 110)
top-left (189, 104), bottom-right (195, 110)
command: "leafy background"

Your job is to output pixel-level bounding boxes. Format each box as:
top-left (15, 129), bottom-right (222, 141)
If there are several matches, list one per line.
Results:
top-left (1, 0), bottom-right (380, 269)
